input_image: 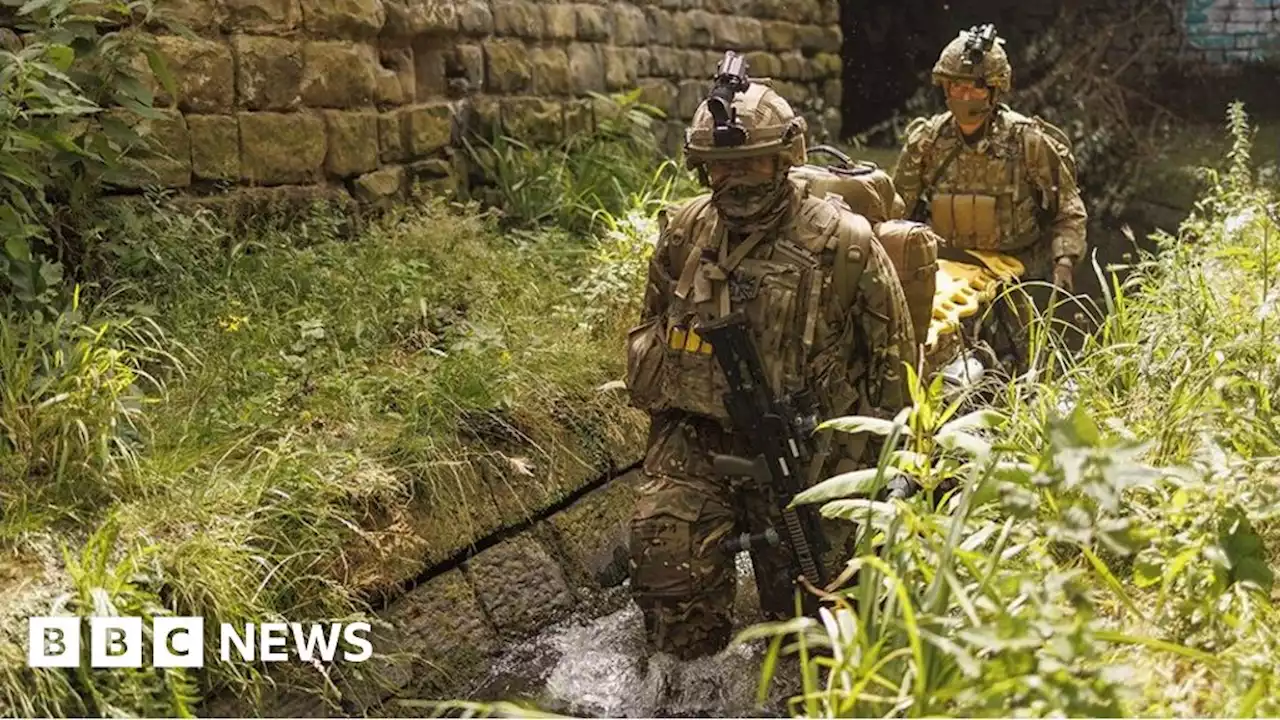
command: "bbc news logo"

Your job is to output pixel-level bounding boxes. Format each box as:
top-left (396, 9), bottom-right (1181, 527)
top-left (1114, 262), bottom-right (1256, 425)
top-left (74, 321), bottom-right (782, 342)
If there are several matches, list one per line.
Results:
top-left (28, 617), bottom-right (373, 669)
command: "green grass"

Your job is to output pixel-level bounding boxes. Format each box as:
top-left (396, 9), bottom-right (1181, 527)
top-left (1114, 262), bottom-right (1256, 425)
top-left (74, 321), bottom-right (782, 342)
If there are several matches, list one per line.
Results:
top-left (0, 180), bottom-right (669, 714)
top-left (744, 102), bottom-right (1280, 718)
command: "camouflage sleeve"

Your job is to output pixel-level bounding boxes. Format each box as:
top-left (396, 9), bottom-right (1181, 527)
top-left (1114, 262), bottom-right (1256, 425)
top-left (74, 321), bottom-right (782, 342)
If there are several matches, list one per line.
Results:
top-left (891, 117), bottom-right (932, 221)
top-left (640, 206), bottom-right (677, 323)
top-left (1023, 126), bottom-right (1088, 265)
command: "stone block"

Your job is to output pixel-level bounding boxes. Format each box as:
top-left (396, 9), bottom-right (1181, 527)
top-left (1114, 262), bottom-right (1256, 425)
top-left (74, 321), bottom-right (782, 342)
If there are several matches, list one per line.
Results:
top-left (302, 42), bottom-right (378, 108)
top-left (745, 50), bottom-right (781, 79)
top-left (818, 0), bottom-right (838, 24)
top-left (568, 43), bottom-right (606, 93)
top-left (301, 0), bottom-right (385, 36)
top-left (153, 0), bottom-right (226, 32)
top-left (762, 20), bottom-right (796, 51)
top-left (611, 2), bottom-right (649, 45)
top-left (238, 111), bottom-right (326, 185)
top-left (780, 50), bottom-right (807, 80)
top-left (681, 9), bottom-right (716, 48)
top-left (548, 472), bottom-right (640, 589)
top-left (484, 39), bottom-right (532, 93)
top-left (376, 46), bottom-right (415, 105)
top-left (354, 164), bottom-right (407, 205)
top-left (154, 35), bottom-right (234, 113)
top-left (322, 110), bottom-right (379, 177)
top-left (413, 40), bottom-right (449, 98)
top-left (382, 0), bottom-right (457, 36)
top-left (819, 25), bottom-right (842, 53)
top-left (188, 114), bottom-right (239, 181)
top-left (402, 102), bottom-right (454, 156)
top-left (771, 79), bottom-right (810, 104)
top-left (812, 51), bottom-right (841, 79)
top-left (379, 569), bottom-right (498, 692)
top-left (448, 43), bottom-right (485, 92)
top-left (603, 46), bottom-right (639, 91)
top-left (457, 0), bottom-right (494, 34)
top-left (379, 111), bottom-right (407, 162)
top-left (108, 108), bottom-right (191, 188)
top-left (563, 98), bottom-right (593, 136)
top-left (222, 0), bottom-right (301, 32)
top-left (467, 96), bottom-right (503, 139)
top-left (636, 78), bottom-right (677, 114)
top-left (649, 46), bottom-right (683, 76)
top-left (676, 78), bottom-right (703, 119)
top-left (645, 7), bottom-right (674, 45)
top-left (576, 3), bottom-right (611, 41)
top-left (543, 3), bottom-right (576, 39)
top-left (232, 35), bottom-right (302, 111)
top-left (700, 49), bottom-right (722, 76)
top-left (717, 16), bottom-right (763, 50)
top-left (465, 532), bottom-right (575, 639)
top-left (493, 0), bottom-right (542, 37)
top-left (822, 78), bottom-right (841, 109)
top-left (530, 46), bottom-right (572, 95)
top-left (500, 97), bottom-right (563, 145)
top-left (795, 23), bottom-right (826, 52)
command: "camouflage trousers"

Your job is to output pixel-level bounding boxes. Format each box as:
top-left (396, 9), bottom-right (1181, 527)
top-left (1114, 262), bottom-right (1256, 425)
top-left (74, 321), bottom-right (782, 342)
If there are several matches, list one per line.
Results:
top-left (628, 465), bottom-right (851, 660)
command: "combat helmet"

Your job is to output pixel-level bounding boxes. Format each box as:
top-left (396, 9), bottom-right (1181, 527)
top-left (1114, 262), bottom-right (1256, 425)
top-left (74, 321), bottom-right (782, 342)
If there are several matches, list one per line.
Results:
top-left (684, 51), bottom-right (807, 172)
top-left (932, 24), bottom-right (1011, 93)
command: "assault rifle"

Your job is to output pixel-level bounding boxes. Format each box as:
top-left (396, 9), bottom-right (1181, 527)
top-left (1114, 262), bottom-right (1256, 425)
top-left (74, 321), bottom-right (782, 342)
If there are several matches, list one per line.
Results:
top-left (695, 311), bottom-right (829, 607)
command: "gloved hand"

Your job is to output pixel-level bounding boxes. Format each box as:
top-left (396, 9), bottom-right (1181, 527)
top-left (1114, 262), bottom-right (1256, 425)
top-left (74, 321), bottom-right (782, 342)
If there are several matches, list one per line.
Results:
top-left (1052, 257), bottom-right (1075, 292)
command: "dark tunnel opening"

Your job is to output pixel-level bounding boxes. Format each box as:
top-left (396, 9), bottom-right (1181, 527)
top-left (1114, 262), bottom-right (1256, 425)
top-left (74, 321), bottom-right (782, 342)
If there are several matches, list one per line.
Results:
top-left (839, 0), bottom-right (1063, 139)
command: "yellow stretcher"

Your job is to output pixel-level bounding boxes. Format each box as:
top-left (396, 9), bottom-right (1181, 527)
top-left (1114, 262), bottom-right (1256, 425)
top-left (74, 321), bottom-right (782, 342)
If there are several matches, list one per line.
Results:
top-left (924, 250), bottom-right (1025, 358)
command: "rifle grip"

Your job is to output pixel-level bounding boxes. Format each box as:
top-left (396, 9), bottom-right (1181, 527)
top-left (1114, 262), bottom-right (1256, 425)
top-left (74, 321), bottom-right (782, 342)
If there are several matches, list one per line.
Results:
top-left (711, 453), bottom-right (768, 482)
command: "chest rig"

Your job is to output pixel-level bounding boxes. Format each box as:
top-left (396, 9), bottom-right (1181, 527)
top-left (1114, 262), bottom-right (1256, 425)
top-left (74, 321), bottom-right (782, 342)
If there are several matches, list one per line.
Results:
top-left (925, 112), bottom-right (1044, 254)
top-left (653, 189), bottom-right (853, 424)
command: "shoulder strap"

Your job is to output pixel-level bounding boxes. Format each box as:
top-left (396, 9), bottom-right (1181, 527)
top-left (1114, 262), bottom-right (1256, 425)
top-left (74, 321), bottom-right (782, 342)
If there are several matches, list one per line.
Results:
top-left (831, 211), bottom-right (874, 312)
top-left (910, 113), bottom-right (963, 217)
top-left (1022, 116), bottom-right (1076, 221)
top-left (667, 195), bottom-right (716, 299)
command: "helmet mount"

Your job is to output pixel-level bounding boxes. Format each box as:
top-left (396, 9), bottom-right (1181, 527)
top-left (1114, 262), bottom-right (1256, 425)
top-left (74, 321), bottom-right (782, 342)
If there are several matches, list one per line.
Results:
top-left (708, 51), bottom-right (751, 148)
top-left (962, 23), bottom-right (998, 85)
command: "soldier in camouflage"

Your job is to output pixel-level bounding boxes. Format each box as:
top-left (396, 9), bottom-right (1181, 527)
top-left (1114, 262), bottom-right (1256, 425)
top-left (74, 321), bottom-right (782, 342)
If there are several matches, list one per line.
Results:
top-left (623, 58), bottom-right (915, 660)
top-left (894, 24), bottom-right (1088, 291)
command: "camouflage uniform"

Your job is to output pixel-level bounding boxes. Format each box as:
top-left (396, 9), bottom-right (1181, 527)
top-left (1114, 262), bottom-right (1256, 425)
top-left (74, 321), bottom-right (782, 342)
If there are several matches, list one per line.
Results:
top-left (893, 26), bottom-right (1088, 283)
top-left (624, 69), bottom-right (914, 659)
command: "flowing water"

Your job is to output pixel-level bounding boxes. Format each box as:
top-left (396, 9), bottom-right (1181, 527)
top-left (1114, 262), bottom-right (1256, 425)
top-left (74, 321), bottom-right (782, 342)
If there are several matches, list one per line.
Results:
top-left (467, 555), bottom-right (801, 718)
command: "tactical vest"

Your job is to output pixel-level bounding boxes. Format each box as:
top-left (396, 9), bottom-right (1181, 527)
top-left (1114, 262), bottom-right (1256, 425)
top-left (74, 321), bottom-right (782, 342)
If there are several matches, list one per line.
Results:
top-left (625, 184), bottom-right (873, 424)
top-left (918, 109), bottom-right (1074, 255)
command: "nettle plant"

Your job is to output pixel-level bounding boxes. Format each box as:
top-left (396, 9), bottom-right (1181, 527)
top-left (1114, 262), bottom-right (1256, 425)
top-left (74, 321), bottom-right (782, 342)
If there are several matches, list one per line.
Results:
top-left (737, 364), bottom-right (1208, 717)
top-left (0, 0), bottom-right (172, 318)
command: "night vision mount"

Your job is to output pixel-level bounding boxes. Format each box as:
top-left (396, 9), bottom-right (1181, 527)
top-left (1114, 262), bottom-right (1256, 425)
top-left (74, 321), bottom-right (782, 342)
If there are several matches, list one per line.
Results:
top-left (962, 23), bottom-right (998, 85)
top-left (707, 51), bottom-right (751, 147)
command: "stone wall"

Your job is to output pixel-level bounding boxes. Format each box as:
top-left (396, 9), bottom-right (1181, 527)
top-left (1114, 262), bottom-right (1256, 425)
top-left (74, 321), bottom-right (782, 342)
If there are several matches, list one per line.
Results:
top-left (1182, 0), bottom-right (1280, 64)
top-left (125, 0), bottom-right (842, 201)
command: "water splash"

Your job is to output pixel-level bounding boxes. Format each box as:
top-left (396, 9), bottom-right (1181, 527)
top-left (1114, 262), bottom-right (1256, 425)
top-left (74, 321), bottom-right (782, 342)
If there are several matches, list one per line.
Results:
top-left (469, 556), bottom-right (796, 717)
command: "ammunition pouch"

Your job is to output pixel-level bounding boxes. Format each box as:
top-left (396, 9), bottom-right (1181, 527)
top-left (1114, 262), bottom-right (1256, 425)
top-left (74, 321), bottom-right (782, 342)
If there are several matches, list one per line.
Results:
top-left (930, 192), bottom-right (1000, 250)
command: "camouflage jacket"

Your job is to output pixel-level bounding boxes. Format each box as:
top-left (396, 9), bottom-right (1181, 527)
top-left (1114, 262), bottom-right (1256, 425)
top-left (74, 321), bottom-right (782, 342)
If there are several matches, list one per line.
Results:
top-left (625, 182), bottom-right (914, 477)
top-left (893, 105), bottom-right (1088, 278)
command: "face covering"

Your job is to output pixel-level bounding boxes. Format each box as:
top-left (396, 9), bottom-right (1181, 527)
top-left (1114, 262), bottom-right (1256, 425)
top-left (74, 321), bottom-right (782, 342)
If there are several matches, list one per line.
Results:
top-left (947, 97), bottom-right (992, 128)
top-left (710, 172), bottom-right (791, 225)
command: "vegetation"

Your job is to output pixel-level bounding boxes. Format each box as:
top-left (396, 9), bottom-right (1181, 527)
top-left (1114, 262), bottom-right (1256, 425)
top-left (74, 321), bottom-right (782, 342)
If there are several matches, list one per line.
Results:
top-left (0, 9), bottom-right (687, 714)
top-left (2, 1), bottom-right (1277, 715)
top-left (745, 103), bottom-right (1279, 718)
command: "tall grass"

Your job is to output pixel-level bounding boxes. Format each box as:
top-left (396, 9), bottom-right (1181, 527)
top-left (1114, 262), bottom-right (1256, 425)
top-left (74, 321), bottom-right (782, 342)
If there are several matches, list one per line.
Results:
top-left (746, 102), bottom-right (1279, 718)
top-left (0, 89), bottom-right (686, 714)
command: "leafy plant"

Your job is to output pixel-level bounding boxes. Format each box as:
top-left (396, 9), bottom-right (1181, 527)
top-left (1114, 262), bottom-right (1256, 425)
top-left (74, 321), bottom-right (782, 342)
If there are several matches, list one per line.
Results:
top-left (0, 0), bottom-right (173, 317)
